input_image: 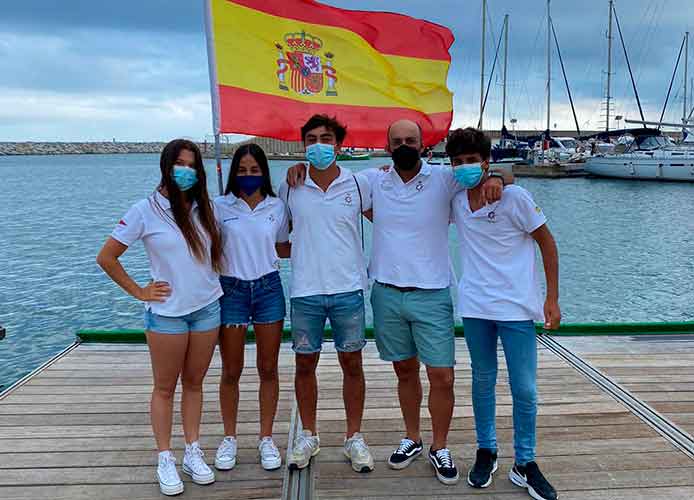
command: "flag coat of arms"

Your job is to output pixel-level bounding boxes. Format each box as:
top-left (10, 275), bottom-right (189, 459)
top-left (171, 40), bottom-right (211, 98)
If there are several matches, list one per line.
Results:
top-left (205, 0), bottom-right (454, 146)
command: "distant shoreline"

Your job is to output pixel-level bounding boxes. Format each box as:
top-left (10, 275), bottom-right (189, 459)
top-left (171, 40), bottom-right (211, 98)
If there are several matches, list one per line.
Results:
top-left (0, 142), bottom-right (167, 156)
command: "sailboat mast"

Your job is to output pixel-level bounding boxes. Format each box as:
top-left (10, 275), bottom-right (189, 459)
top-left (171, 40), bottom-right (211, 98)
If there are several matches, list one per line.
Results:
top-left (606, 0), bottom-right (613, 131)
top-left (684, 31), bottom-right (689, 122)
top-left (502, 15), bottom-right (509, 129)
top-left (480, 0), bottom-right (486, 130)
top-left (546, 0), bottom-right (551, 134)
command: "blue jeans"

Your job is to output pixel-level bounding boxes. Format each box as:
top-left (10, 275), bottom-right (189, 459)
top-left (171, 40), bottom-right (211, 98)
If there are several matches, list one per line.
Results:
top-left (463, 318), bottom-right (537, 465)
top-left (290, 290), bottom-right (366, 354)
top-left (219, 272), bottom-right (286, 325)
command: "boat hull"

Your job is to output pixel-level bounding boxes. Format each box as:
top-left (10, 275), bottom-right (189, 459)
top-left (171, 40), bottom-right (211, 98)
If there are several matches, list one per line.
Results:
top-left (585, 155), bottom-right (694, 182)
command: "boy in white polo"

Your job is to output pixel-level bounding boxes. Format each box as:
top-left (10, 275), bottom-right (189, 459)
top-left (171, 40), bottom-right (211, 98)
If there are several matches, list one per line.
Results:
top-left (449, 128), bottom-right (559, 500)
top-left (279, 114), bottom-right (374, 474)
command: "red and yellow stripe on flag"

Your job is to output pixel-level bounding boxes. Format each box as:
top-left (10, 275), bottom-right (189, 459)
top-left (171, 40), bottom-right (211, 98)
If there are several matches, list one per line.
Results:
top-left (205, 0), bottom-right (454, 146)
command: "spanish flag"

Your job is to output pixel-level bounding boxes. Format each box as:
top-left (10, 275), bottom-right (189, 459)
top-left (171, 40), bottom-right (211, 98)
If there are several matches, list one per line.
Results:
top-left (205, 0), bottom-right (454, 146)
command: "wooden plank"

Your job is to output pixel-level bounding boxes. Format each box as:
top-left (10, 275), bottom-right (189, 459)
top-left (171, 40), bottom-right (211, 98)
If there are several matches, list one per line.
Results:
top-left (0, 482), bottom-right (283, 500)
top-left (313, 468), bottom-right (694, 496)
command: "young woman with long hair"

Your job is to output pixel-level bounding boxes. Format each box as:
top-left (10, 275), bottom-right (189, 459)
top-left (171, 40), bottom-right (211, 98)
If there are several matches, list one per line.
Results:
top-left (212, 144), bottom-right (290, 472)
top-left (97, 139), bottom-right (223, 496)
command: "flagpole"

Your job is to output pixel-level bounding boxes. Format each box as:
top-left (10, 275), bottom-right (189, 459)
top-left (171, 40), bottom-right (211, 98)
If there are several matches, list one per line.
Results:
top-left (204, 0), bottom-right (224, 195)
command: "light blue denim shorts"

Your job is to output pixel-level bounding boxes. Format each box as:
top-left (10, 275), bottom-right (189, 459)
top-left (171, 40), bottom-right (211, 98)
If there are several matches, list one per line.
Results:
top-left (290, 290), bottom-right (366, 354)
top-left (144, 300), bottom-right (221, 334)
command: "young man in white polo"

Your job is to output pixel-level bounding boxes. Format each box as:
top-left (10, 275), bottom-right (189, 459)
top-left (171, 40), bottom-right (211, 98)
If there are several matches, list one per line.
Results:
top-left (449, 128), bottom-right (560, 500)
top-left (279, 114), bottom-right (374, 473)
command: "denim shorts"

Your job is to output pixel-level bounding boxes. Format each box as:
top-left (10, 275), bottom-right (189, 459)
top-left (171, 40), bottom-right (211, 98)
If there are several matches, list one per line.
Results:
top-left (290, 290), bottom-right (366, 354)
top-left (219, 271), bottom-right (286, 326)
top-left (371, 282), bottom-right (455, 367)
top-left (144, 300), bottom-right (221, 334)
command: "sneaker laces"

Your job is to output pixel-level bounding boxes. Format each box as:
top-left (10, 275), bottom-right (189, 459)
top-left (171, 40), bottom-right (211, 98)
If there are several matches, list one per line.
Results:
top-left (396, 438), bottom-right (416, 454)
top-left (158, 453), bottom-right (179, 483)
top-left (293, 432), bottom-right (315, 455)
top-left (435, 448), bottom-right (454, 468)
top-left (218, 437), bottom-right (236, 458)
top-left (347, 433), bottom-right (369, 458)
top-left (259, 437), bottom-right (280, 459)
top-left (186, 444), bottom-right (209, 473)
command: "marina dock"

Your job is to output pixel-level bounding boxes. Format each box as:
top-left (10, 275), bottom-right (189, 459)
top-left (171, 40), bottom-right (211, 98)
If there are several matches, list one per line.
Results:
top-left (1, 325), bottom-right (693, 499)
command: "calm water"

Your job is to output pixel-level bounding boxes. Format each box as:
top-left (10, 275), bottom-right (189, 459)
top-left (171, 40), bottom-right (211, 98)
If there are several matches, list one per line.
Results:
top-left (1, 153), bottom-right (693, 389)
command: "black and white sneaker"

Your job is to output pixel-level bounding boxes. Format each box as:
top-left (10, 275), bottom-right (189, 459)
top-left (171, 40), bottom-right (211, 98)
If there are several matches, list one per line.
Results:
top-left (428, 447), bottom-right (459, 485)
top-left (387, 438), bottom-right (423, 470)
top-left (467, 448), bottom-right (498, 488)
top-left (509, 462), bottom-right (558, 500)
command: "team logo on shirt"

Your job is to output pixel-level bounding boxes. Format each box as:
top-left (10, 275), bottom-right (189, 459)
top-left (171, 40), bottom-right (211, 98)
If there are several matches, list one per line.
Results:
top-left (415, 180), bottom-right (424, 192)
top-left (344, 193), bottom-right (353, 205)
top-left (487, 210), bottom-right (497, 223)
top-left (535, 206), bottom-right (542, 214)
top-left (267, 214), bottom-right (276, 223)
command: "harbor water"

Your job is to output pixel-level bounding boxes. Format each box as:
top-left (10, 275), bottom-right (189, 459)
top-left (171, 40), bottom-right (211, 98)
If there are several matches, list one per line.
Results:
top-left (1, 153), bottom-right (693, 390)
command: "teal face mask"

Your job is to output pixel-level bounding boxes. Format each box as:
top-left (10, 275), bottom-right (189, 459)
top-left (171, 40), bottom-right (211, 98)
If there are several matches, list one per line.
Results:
top-left (306, 143), bottom-right (336, 170)
top-left (173, 166), bottom-right (198, 191)
top-left (453, 163), bottom-right (484, 188)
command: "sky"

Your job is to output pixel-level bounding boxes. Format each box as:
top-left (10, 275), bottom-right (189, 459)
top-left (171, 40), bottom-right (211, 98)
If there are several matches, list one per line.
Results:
top-left (0, 0), bottom-right (692, 141)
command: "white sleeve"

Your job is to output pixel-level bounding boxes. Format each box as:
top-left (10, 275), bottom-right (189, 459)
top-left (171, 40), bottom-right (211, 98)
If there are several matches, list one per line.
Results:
top-left (111, 203), bottom-right (145, 247)
top-left (276, 201), bottom-right (290, 242)
top-left (354, 173), bottom-right (373, 211)
top-left (360, 167), bottom-right (382, 190)
top-left (439, 165), bottom-right (463, 199)
top-left (510, 187), bottom-right (547, 233)
top-left (278, 182), bottom-right (291, 221)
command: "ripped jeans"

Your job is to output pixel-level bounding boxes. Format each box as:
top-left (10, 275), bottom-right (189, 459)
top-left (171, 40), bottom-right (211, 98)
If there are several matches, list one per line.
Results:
top-left (290, 290), bottom-right (366, 354)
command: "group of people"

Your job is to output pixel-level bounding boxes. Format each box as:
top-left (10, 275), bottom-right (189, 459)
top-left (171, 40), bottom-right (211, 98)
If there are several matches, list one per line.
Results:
top-left (96, 114), bottom-right (560, 500)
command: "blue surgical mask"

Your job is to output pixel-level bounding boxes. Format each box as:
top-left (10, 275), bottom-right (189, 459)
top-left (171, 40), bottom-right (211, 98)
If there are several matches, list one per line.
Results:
top-left (173, 166), bottom-right (198, 191)
top-left (237, 175), bottom-right (264, 196)
top-left (306, 143), bottom-right (336, 170)
top-left (453, 163), bottom-right (484, 188)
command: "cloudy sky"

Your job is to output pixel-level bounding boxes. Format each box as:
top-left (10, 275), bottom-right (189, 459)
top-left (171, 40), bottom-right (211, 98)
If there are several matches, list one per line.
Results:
top-left (1, 0), bottom-right (692, 141)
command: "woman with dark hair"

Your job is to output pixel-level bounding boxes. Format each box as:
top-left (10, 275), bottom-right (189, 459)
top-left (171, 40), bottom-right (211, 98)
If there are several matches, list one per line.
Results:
top-left (97, 139), bottom-right (223, 496)
top-left (212, 143), bottom-right (290, 472)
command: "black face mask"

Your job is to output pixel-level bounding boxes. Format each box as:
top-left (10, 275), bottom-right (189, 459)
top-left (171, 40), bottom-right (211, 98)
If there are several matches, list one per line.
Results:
top-left (391, 145), bottom-right (420, 171)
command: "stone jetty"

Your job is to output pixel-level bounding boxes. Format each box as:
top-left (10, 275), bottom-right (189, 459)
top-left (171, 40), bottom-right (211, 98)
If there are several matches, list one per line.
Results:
top-left (0, 142), bottom-right (167, 156)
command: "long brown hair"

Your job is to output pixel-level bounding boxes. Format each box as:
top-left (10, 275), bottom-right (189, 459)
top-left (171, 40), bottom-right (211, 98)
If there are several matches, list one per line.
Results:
top-left (155, 139), bottom-right (223, 273)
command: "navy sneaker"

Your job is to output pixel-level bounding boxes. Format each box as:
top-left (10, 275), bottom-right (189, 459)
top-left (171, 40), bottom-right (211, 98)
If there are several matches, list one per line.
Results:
top-left (428, 447), bottom-right (459, 485)
top-left (387, 438), bottom-right (423, 470)
top-left (509, 462), bottom-right (558, 500)
top-left (467, 448), bottom-right (498, 488)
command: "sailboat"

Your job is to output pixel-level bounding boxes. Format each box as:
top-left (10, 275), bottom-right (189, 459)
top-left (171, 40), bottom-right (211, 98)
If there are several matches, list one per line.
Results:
top-left (585, 1), bottom-right (694, 181)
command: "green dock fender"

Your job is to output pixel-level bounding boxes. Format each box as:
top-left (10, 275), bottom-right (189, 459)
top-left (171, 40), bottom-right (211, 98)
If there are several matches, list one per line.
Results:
top-left (77, 321), bottom-right (694, 344)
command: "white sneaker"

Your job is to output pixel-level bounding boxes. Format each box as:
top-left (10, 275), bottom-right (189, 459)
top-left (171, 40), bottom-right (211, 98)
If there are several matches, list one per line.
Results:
top-left (288, 430), bottom-right (320, 470)
top-left (258, 436), bottom-right (282, 470)
top-left (182, 442), bottom-right (215, 485)
top-left (344, 432), bottom-right (375, 473)
top-left (215, 436), bottom-right (237, 470)
top-left (157, 451), bottom-right (184, 496)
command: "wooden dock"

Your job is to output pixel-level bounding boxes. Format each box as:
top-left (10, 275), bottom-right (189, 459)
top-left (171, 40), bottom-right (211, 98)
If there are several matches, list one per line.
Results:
top-left (1, 335), bottom-right (693, 499)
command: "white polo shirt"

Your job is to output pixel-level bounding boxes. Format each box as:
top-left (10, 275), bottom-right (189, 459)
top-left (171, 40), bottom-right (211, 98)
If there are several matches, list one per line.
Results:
top-left (452, 185), bottom-right (547, 321)
top-left (364, 163), bottom-right (460, 289)
top-left (279, 166), bottom-right (372, 298)
top-left (111, 191), bottom-right (223, 317)
top-left (214, 194), bottom-right (289, 281)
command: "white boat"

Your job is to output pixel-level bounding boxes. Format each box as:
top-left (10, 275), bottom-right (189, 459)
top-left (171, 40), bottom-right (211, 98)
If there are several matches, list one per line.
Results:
top-left (585, 130), bottom-right (694, 181)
